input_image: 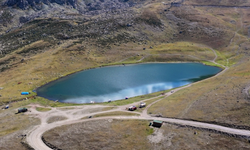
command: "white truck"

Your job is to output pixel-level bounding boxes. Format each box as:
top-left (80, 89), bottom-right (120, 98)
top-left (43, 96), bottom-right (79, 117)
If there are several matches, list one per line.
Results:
top-left (139, 102), bottom-right (146, 108)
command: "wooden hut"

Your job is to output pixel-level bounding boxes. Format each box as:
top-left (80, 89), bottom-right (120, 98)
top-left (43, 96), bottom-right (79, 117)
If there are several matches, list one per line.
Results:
top-left (18, 107), bottom-right (28, 113)
top-left (152, 120), bottom-right (163, 127)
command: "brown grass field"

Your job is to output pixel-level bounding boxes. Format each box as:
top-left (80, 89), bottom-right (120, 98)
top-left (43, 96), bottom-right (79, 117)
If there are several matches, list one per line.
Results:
top-left (93, 111), bottom-right (140, 118)
top-left (47, 116), bottom-right (68, 124)
top-left (43, 119), bottom-right (250, 150)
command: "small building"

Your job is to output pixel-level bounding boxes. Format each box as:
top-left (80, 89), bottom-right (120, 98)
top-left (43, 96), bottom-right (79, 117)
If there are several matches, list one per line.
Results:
top-left (18, 107), bottom-right (28, 113)
top-left (21, 92), bottom-right (29, 95)
top-left (152, 120), bottom-right (163, 127)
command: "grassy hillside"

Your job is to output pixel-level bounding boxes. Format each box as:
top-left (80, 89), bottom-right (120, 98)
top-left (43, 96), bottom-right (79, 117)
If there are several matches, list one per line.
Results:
top-left (148, 55), bottom-right (250, 127)
top-left (147, 3), bottom-right (250, 128)
top-left (0, 1), bottom-right (250, 149)
top-left (0, 1), bottom-right (242, 103)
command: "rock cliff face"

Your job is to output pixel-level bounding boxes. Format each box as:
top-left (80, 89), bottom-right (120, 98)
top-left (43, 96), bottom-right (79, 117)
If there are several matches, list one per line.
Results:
top-left (3, 0), bottom-right (141, 10)
top-left (5, 0), bottom-right (77, 9)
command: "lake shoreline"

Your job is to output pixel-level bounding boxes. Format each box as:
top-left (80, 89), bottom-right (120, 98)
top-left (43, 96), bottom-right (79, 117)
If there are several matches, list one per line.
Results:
top-left (36, 62), bottom-right (222, 104)
top-left (34, 60), bottom-right (222, 92)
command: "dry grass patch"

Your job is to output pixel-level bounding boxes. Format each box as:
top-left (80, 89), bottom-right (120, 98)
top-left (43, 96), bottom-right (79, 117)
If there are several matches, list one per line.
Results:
top-left (47, 116), bottom-right (67, 124)
top-left (36, 107), bottom-right (51, 112)
top-left (153, 42), bottom-right (215, 61)
top-left (0, 106), bottom-right (40, 150)
top-left (184, 0), bottom-right (250, 6)
top-left (0, 111), bottom-right (38, 137)
top-left (94, 111), bottom-right (140, 118)
top-left (42, 119), bottom-right (250, 150)
top-left (57, 107), bottom-right (76, 111)
top-left (16, 40), bottom-right (51, 55)
top-left (43, 120), bottom-right (152, 150)
top-left (73, 107), bottom-right (116, 115)
top-left (148, 123), bottom-right (250, 149)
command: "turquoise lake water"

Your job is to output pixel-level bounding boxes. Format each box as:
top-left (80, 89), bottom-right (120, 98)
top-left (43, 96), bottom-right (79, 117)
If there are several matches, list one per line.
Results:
top-left (36, 63), bottom-right (222, 103)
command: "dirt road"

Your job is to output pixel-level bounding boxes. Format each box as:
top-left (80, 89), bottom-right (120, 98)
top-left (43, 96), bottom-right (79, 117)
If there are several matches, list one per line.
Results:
top-left (27, 106), bottom-right (250, 150)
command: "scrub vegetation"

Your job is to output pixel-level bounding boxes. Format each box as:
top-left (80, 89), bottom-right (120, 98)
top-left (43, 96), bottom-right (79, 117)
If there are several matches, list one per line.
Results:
top-left (0, 102), bottom-right (40, 150)
top-left (42, 120), bottom-right (250, 150)
top-left (47, 116), bottom-right (67, 124)
top-left (36, 107), bottom-right (51, 112)
top-left (94, 111), bottom-right (140, 118)
top-left (43, 120), bottom-right (153, 150)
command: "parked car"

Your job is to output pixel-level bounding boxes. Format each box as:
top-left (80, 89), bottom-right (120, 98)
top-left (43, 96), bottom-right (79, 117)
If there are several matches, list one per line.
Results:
top-left (139, 102), bottom-right (146, 108)
top-left (128, 106), bottom-right (137, 111)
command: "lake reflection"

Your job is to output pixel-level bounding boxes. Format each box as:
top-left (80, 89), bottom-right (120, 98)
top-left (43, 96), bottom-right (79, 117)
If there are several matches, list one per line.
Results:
top-left (37, 63), bottom-right (222, 103)
top-left (63, 82), bottom-right (189, 103)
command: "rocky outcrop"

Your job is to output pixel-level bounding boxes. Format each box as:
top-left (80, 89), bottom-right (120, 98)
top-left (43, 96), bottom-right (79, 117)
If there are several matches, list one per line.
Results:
top-left (4, 0), bottom-right (142, 10)
top-left (5, 0), bottom-right (77, 10)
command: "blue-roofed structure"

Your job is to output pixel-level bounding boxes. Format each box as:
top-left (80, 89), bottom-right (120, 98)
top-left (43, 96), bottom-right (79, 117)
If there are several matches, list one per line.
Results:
top-left (21, 92), bottom-right (29, 95)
